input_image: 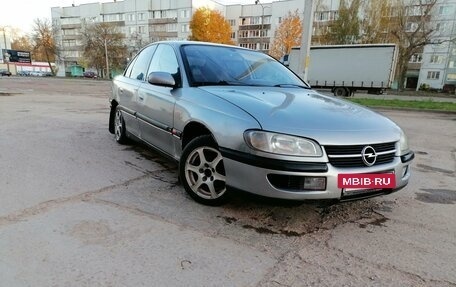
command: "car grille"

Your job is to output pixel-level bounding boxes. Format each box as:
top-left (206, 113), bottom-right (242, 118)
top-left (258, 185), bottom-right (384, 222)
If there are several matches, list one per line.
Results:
top-left (324, 142), bottom-right (396, 168)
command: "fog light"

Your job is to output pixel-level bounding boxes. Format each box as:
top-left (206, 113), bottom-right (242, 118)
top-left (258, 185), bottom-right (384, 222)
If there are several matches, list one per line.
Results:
top-left (303, 177), bottom-right (326, 191)
top-left (402, 166), bottom-right (409, 178)
top-left (267, 175), bottom-right (327, 192)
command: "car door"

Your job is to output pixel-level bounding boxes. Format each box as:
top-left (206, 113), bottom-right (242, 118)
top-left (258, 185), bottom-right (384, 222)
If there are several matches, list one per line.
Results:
top-left (115, 45), bottom-right (157, 137)
top-left (137, 44), bottom-right (181, 155)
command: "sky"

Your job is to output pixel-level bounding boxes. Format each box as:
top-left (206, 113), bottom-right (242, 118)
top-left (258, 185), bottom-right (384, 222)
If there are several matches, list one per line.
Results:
top-left (0, 0), bottom-right (257, 35)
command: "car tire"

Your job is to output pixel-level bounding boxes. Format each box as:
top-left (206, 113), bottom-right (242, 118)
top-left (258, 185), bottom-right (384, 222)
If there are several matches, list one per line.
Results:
top-left (114, 107), bottom-right (128, 144)
top-left (179, 135), bottom-right (229, 206)
top-left (334, 87), bottom-right (348, 97)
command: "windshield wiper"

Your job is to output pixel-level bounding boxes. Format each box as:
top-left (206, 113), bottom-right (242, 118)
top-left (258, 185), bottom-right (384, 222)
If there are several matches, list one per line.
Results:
top-left (193, 80), bottom-right (244, 87)
top-left (273, 84), bottom-right (310, 89)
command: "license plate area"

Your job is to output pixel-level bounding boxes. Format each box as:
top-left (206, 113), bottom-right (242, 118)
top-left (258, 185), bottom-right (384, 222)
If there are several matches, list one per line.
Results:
top-left (338, 172), bottom-right (396, 195)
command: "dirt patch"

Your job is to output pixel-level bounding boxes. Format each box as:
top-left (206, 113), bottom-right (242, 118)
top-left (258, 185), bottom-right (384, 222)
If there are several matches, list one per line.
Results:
top-left (68, 220), bottom-right (113, 245)
top-left (220, 196), bottom-right (392, 236)
top-left (124, 144), bottom-right (177, 170)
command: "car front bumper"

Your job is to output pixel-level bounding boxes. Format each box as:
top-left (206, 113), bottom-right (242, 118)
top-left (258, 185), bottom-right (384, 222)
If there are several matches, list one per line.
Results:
top-left (221, 149), bottom-right (414, 201)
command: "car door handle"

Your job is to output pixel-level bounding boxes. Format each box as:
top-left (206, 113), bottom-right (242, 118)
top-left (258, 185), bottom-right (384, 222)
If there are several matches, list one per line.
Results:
top-left (119, 88), bottom-right (124, 93)
top-left (138, 95), bottom-right (144, 101)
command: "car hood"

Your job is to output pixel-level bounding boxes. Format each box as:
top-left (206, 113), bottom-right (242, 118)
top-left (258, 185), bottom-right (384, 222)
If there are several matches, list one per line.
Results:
top-left (199, 86), bottom-right (401, 145)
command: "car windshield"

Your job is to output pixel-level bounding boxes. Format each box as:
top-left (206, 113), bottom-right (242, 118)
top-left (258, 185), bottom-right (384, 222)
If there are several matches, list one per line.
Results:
top-left (182, 45), bottom-right (309, 88)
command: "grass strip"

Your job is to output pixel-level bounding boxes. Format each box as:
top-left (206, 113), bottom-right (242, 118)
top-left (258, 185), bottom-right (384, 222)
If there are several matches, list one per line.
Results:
top-left (347, 98), bottom-right (456, 112)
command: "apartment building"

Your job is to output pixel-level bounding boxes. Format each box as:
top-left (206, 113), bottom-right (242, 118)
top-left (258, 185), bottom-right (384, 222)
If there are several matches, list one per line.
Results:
top-left (51, 0), bottom-right (456, 90)
top-left (417, 0), bottom-right (456, 90)
top-left (51, 0), bottom-right (225, 76)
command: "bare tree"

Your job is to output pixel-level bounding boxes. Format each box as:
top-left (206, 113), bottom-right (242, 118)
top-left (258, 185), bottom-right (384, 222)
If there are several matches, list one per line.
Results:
top-left (31, 18), bottom-right (57, 74)
top-left (385, 0), bottom-right (440, 90)
top-left (81, 22), bottom-right (127, 78)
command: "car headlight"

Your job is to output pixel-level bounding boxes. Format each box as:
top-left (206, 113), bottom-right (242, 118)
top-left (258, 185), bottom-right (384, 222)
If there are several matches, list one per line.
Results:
top-left (399, 130), bottom-right (409, 154)
top-left (244, 130), bottom-right (322, 157)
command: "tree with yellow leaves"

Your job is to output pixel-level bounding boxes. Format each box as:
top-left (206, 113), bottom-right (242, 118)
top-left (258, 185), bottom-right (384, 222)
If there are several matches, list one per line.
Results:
top-left (189, 7), bottom-right (234, 45)
top-left (268, 10), bottom-right (302, 60)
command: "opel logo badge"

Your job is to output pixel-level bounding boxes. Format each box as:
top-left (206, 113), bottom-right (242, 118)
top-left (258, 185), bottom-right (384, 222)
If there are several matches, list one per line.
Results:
top-left (361, 146), bottom-right (377, 166)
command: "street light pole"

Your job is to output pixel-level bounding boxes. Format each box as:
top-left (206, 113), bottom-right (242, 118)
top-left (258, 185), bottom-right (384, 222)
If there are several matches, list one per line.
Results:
top-left (255, 0), bottom-right (269, 52)
top-left (297, 0), bottom-right (314, 82)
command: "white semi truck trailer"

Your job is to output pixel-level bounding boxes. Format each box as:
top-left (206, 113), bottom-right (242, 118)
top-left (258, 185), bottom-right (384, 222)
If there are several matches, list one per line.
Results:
top-left (282, 44), bottom-right (398, 97)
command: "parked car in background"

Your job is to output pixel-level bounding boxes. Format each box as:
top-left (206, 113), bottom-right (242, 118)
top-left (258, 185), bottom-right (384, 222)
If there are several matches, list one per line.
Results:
top-left (17, 71), bottom-right (31, 76)
top-left (83, 71), bottom-right (97, 78)
top-left (109, 41), bottom-right (414, 205)
top-left (0, 69), bottom-right (12, 76)
top-left (29, 71), bottom-right (44, 77)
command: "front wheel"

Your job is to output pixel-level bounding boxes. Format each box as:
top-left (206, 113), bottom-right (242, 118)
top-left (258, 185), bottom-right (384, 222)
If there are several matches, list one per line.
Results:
top-left (179, 135), bottom-right (229, 206)
top-left (114, 107), bottom-right (128, 144)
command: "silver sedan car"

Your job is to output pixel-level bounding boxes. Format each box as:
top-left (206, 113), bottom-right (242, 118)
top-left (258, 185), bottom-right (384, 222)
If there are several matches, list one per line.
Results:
top-left (109, 41), bottom-right (414, 205)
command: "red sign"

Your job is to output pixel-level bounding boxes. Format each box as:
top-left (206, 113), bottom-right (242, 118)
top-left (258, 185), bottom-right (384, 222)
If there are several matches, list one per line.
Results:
top-left (338, 173), bottom-right (396, 189)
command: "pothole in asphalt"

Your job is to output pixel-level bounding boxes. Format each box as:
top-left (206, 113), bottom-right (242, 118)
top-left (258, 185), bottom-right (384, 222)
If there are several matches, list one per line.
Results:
top-left (416, 188), bottom-right (456, 204)
top-left (0, 92), bottom-right (20, 96)
top-left (219, 196), bottom-right (393, 237)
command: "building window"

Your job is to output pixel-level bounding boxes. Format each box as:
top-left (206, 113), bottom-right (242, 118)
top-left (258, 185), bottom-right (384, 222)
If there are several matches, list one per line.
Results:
top-left (409, 53), bottom-right (422, 63)
top-left (229, 19), bottom-right (236, 26)
top-left (262, 43), bottom-right (269, 50)
top-left (230, 32), bottom-right (236, 39)
top-left (167, 23), bottom-right (177, 32)
top-left (314, 11), bottom-right (338, 22)
top-left (430, 55), bottom-right (444, 64)
top-left (435, 22), bottom-right (448, 33)
top-left (406, 5), bottom-right (423, 16)
top-left (138, 13), bottom-right (145, 21)
top-left (427, 71), bottom-right (440, 79)
top-left (181, 9), bottom-right (189, 19)
top-left (240, 43), bottom-right (248, 48)
top-left (138, 26), bottom-right (146, 34)
top-left (129, 26), bottom-right (136, 34)
top-left (405, 22), bottom-right (418, 32)
top-left (181, 24), bottom-right (189, 33)
top-left (277, 17), bottom-right (282, 24)
top-left (439, 5), bottom-right (452, 15)
top-left (128, 14), bottom-right (135, 21)
top-left (446, 73), bottom-right (456, 80)
top-left (239, 30), bottom-right (248, 38)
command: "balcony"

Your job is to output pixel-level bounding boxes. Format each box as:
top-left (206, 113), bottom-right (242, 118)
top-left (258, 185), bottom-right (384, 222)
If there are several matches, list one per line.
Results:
top-left (149, 18), bottom-right (178, 24)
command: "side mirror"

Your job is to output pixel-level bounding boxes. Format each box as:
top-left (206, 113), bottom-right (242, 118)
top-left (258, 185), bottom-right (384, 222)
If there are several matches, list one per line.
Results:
top-left (148, 72), bottom-right (176, 88)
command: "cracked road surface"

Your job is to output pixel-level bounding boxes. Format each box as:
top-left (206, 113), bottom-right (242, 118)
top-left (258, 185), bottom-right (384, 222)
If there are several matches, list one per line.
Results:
top-left (1, 78), bottom-right (455, 286)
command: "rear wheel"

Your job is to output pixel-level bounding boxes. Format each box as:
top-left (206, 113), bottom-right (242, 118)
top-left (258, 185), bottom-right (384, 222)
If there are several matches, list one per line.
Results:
top-left (333, 87), bottom-right (348, 97)
top-left (114, 107), bottom-right (128, 144)
top-left (179, 135), bottom-right (229, 206)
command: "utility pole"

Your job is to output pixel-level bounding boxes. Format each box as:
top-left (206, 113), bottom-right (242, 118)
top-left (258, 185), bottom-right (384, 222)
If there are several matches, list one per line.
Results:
top-left (297, 0), bottom-right (314, 82)
top-left (104, 38), bottom-right (110, 79)
top-left (1, 27), bottom-right (10, 73)
top-left (255, 0), bottom-right (269, 52)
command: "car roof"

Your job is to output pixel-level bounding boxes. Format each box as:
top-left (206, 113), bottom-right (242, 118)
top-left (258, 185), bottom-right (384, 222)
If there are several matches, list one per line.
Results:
top-left (146, 40), bottom-right (252, 52)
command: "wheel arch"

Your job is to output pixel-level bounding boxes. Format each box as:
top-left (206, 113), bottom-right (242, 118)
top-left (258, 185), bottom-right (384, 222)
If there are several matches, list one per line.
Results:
top-left (181, 121), bottom-right (215, 149)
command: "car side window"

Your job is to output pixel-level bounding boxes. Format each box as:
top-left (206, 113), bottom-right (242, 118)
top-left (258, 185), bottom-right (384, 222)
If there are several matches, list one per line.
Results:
top-left (129, 45), bottom-right (157, 81)
top-left (148, 44), bottom-right (180, 81)
top-left (124, 57), bottom-right (137, 78)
